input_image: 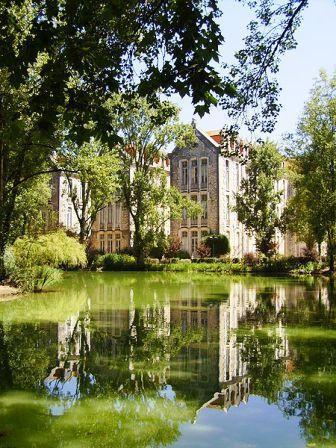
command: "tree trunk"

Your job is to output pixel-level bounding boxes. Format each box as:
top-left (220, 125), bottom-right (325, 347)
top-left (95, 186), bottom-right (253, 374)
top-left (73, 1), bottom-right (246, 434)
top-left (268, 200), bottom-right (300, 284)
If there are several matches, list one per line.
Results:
top-left (327, 231), bottom-right (335, 274)
top-left (329, 251), bottom-right (335, 274)
top-left (133, 221), bottom-right (145, 266)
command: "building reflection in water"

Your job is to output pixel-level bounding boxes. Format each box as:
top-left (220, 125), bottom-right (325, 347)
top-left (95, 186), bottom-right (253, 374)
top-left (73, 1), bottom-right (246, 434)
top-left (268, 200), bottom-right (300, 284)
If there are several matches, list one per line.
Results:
top-left (43, 279), bottom-right (331, 419)
top-left (44, 300), bottom-right (94, 415)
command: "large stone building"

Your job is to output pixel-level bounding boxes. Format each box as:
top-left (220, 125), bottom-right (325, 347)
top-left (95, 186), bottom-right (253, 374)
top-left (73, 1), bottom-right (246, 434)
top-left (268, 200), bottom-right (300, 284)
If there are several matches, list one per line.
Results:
top-left (169, 127), bottom-right (255, 257)
top-left (170, 127), bottom-right (305, 258)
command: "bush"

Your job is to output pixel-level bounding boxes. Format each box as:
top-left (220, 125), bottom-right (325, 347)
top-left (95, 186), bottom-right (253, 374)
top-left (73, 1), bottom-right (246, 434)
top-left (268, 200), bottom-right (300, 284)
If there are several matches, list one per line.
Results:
top-left (11, 265), bottom-right (63, 292)
top-left (4, 231), bottom-right (86, 291)
top-left (196, 243), bottom-right (211, 258)
top-left (96, 253), bottom-right (137, 271)
top-left (86, 247), bottom-right (104, 269)
top-left (11, 230), bottom-right (87, 269)
top-left (243, 252), bottom-right (260, 266)
top-left (253, 256), bottom-right (323, 274)
top-left (202, 234), bottom-right (230, 257)
top-left (174, 250), bottom-right (191, 259)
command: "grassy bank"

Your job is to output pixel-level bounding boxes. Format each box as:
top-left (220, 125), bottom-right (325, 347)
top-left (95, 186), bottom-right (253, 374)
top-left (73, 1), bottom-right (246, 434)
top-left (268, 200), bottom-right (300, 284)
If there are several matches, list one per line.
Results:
top-left (94, 254), bottom-right (326, 276)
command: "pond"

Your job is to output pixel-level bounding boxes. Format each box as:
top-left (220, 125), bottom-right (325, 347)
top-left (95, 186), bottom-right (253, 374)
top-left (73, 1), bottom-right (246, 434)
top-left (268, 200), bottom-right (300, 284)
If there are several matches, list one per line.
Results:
top-left (0, 272), bottom-right (335, 448)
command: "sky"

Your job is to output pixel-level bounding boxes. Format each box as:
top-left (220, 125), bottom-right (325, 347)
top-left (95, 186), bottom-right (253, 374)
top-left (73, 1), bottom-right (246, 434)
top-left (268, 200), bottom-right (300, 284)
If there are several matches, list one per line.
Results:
top-left (174, 0), bottom-right (336, 144)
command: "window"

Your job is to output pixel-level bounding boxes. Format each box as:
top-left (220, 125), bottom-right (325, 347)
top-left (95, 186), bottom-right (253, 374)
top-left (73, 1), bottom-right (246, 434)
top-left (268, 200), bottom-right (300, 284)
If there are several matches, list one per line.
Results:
top-left (181, 231), bottom-right (188, 251)
top-left (181, 161), bottom-right (188, 187)
top-left (181, 207), bottom-right (187, 226)
top-left (190, 195), bottom-right (198, 226)
top-left (225, 160), bottom-right (230, 190)
top-left (200, 158), bottom-right (208, 187)
top-left (107, 234), bottom-right (113, 253)
top-left (99, 208), bottom-right (105, 230)
top-left (99, 234), bottom-right (105, 252)
top-left (108, 203), bottom-right (113, 225)
top-left (201, 194), bottom-right (207, 223)
top-left (66, 207), bottom-right (72, 228)
top-left (115, 233), bottom-right (121, 252)
top-left (225, 195), bottom-right (230, 221)
top-left (191, 230), bottom-right (198, 254)
top-left (115, 202), bottom-right (121, 228)
top-left (201, 230), bottom-right (208, 238)
top-left (191, 159), bottom-right (198, 187)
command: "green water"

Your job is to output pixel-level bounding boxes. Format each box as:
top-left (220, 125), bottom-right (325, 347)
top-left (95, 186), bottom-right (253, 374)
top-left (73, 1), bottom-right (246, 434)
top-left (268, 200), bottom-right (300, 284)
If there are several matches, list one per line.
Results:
top-left (0, 272), bottom-right (335, 448)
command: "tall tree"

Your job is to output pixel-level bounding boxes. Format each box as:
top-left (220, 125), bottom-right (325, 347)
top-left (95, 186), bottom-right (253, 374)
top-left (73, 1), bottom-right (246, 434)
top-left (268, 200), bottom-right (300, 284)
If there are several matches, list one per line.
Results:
top-left (285, 71), bottom-right (336, 272)
top-left (234, 141), bottom-right (284, 257)
top-left (56, 139), bottom-right (119, 243)
top-left (106, 95), bottom-right (201, 265)
top-left (0, 0), bottom-right (225, 264)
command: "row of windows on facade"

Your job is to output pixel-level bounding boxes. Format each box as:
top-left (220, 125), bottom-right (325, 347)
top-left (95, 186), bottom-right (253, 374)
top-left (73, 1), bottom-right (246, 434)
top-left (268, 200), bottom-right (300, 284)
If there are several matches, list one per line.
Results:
top-left (99, 203), bottom-right (122, 229)
top-left (180, 158), bottom-right (242, 191)
top-left (181, 193), bottom-right (232, 227)
top-left (99, 233), bottom-right (121, 252)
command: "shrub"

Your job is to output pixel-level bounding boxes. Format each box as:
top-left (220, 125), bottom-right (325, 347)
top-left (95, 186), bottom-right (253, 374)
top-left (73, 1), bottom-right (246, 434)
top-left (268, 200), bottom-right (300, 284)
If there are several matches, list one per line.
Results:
top-left (196, 243), bottom-right (211, 258)
top-left (165, 236), bottom-right (182, 258)
top-left (4, 231), bottom-right (86, 291)
top-left (11, 230), bottom-right (87, 269)
top-left (202, 234), bottom-right (230, 257)
top-left (11, 265), bottom-right (63, 292)
top-left (243, 252), bottom-right (260, 266)
top-left (174, 250), bottom-right (191, 259)
top-left (96, 253), bottom-right (137, 271)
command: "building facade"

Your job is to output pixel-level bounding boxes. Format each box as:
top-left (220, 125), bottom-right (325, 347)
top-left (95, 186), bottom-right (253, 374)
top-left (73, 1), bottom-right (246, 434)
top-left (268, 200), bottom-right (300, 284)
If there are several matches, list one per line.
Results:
top-left (169, 128), bottom-right (255, 257)
top-left (49, 172), bottom-right (81, 234)
top-left (170, 127), bottom-right (305, 258)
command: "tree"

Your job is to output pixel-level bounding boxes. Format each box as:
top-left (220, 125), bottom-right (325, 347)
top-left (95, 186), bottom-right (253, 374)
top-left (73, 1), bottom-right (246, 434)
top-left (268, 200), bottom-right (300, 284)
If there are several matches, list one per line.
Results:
top-left (0, 0), bottom-right (226, 266)
top-left (222, 0), bottom-right (309, 132)
top-left (202, 234), bottom-right (230, 257)
top-left (0, 0), bottom-right (322, 266)
top-left (56, 139), bottom-right (119, 243)
top-left (106, 95), bottom-right (201, 265)
top-left (281, 161), bottom-right (323, 258)
top-left (285, 71), bottom-right (336, 272)
top-left (234, 141), bottom-right (284, 257)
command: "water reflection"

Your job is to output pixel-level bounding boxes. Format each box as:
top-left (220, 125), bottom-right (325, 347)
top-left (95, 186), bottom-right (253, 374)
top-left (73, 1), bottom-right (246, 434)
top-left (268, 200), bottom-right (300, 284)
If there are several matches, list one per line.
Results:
top-left (0, 274), bottom-right (335, 447)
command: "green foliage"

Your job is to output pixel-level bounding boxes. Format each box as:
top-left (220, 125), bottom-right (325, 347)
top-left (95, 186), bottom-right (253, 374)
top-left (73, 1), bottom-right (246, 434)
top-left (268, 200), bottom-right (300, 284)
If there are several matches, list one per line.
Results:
top-left (11, 231), bottom-right (86, 269)
top-left (202, 234), bottom-right (230, 257)
top-left (235, 141), bottom-right (284, 257)
top-left (285, 71), bottom-right (336, 272)
top-left (0, 0), bottom-right (225, 263)
top-left (56, 138), bottom-right (119, 243)
top-left (96, 253), bottom-right (137, 271)
top-left (10, 265), bottom-right (62, 293)
top-left (222, 0), bottom-right (309, 132)
top-left (5, 231), bottom-right (86, 291)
